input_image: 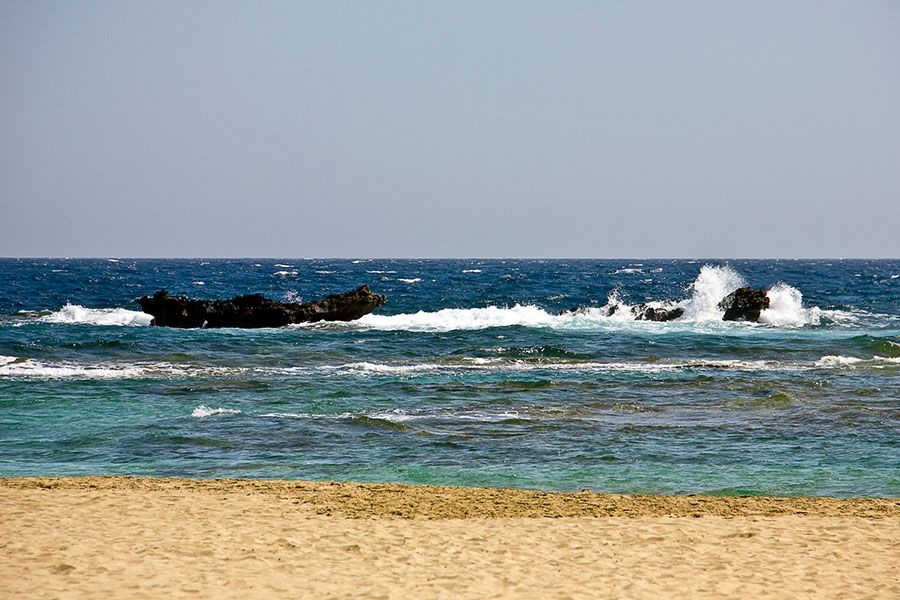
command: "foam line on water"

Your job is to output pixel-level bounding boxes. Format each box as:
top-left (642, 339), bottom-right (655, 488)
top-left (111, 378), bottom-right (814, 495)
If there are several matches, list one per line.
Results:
top-left (815, 355), bottom-right (900, 368)
top-left (192, 405), bottom-right (242, 418)
top-left (0, 359), bottom-right (241, 380)
top-left (308, 359), bottom-right (803, 377)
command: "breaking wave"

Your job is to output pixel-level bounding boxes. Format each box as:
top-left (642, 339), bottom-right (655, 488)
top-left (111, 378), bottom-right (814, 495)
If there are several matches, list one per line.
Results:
top-left (0, 358), bottom-right (240, 380)
top-left (357, 266), bottom-right (830, 332)
top-left (358, 304), bottom-right (555, 332)
top-left (15, 266), bottom-right (859, 333)
top-left (815, 355), bottom-right (900, 368)
top-left (38, 304), bottom-right (153, 327)
top-left (192, 405), bottom-right (242, 418)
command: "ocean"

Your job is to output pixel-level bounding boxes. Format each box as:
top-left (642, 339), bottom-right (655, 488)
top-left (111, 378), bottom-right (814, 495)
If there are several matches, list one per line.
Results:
top-left (1, 258), bottom-right (897, 497)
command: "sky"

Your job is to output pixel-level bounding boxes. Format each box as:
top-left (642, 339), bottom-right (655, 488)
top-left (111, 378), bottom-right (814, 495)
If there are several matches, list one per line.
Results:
top-left (1, 1), bottom-right (898, 258)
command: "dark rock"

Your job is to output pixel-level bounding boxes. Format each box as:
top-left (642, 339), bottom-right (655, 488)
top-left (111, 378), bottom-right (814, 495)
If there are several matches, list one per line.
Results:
top-left (559, 306), bottom-right (593, 316)
top-left (718, 287), bottom-right (770, 322)
top-left (137, 285), bottom-right (386, 328)
top-left (632, 304), bottom-right (685, 322)
top-left (560, 302), bottom-right (684, 321)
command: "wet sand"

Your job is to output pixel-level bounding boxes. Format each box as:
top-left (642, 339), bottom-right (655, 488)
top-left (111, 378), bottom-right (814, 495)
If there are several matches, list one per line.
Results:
top-left (2, 477), bottom-right (898, 598)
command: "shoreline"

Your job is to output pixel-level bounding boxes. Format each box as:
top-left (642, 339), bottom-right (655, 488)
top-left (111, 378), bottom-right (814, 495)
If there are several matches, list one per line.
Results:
top-left (4, 477), bottom-right (898, 598)
top-left (3, 476), bottom-right (898, 518)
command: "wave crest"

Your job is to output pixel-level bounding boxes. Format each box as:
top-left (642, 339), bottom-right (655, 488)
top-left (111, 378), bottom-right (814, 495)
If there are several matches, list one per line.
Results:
top-left (39, 304), bottom-right (153, 327)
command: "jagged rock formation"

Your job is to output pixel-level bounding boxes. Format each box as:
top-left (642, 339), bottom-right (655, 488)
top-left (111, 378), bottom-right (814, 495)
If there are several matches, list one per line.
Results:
top-left (137, 285), bottom-right (386, 328)
top-left (632, 305), bottom-right (685, 322)
top-left (718, 287), bottom-right (770, 322)
top-left (559, 303), bottom-right (684, 321)
top-left (560, 288), bottom-right (772, 323)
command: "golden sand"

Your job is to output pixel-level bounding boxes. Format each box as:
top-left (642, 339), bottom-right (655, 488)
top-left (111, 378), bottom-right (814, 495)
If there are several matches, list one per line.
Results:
top-left (2, 477), bottom-right (898, 598)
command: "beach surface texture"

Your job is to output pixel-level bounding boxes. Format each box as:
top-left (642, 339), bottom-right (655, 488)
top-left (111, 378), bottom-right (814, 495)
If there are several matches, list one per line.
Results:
top-left (2, 477), bottom-right (898, 599)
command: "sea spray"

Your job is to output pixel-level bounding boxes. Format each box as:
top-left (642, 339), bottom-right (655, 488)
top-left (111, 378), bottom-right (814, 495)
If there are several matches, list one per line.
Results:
top-left (759, 283), bottom-right (821, 327)
top-left (680, 265), bottom-right (746, 321)
top-left (39, 304), bottom-right (153, 327)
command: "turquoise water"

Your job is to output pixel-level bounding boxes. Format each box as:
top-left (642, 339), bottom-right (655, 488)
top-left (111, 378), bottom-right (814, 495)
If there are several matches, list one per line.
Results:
top-left (1, 259), bottom-right (898, 496)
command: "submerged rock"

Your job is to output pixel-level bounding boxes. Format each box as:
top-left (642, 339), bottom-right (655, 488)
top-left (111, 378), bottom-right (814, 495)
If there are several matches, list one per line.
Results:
top-left (137, 285), bottom-right (386, 328)
top-left (718, 287), bottom-right (770, 322)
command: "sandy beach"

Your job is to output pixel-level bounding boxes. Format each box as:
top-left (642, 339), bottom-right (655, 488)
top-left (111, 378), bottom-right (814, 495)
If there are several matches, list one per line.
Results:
top-left (2, 477), bottom-right (898, 599)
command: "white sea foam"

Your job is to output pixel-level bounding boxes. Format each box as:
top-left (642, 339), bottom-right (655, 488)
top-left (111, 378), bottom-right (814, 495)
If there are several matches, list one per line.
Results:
top-left (574, 265), bottom-right (746, 326)
top-left (192, 405), bottom-right (242, 418)
top-left (462, 269), bottom-right (482, 273)
top-left (310, 358), bottom-right (794, 378)
top-left (815, 355), bottom-right (900, 368)
top-left (679, 265), bottom-right (746, 322)
top-left (261, 411), bottom-right (354, 420)
top-left (357, 304), bottom-right (555, 332)
top-left (0, 355), bottom-right (19, 367)
top-left (758, 282), bottom-right (821, 327)
top-left (273, 264), bottom-right (294, 268)
top-left (39, 304), bottom-right (153, 326)
top-left (397, 278), bottom-right (422, 284)
top-left (0, 359), bottom-right (152, 379)
top-left (368, 410), bottom-right (420, 423)
top-left (351, 265), bottom-right (839, 333)
top-left (273, 270), bottom-right (299, 276)
top-left (0, 359), bottom-right (240, 380)
top-left (317, 361), bottom-right (443, 375)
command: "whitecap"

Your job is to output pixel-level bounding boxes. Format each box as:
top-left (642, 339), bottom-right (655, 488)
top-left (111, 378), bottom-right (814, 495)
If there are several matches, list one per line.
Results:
top-left (0, 359), bottom-right (152, 380)
top-left (873, 355), bottom-right (900, 364)
top-left (815, 355), bottom-right (864, 368)
top-left (304, 358), bottom-right (795, 378)
top-left (318, 361), bottom-right (442, 375)
top-left (273, 270), bottom-right (299, 277)
top-left (367, 410), bottom-right (420, 423)
top-left (462, 269), bottom-right (482, 273)
top-left (192, 405), bottom-right (242, 418)
top-left (0, 359), bottom-right (242, 380)
top-left (358, 304), bottom-right (555, 332)
top-left (397, 278), bottom-right (422, 284)
top-left (39, 304), bottom-right (153, 327)
top-left (261, 411), bottom-right (353, 420)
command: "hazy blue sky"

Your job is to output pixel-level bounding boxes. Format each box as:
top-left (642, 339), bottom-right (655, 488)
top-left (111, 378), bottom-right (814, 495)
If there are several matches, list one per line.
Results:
top-left (2, 1), bottom-right (898, 258)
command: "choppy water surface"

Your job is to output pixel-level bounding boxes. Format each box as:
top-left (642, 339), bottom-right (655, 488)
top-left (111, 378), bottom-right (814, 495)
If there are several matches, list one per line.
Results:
top-left (1, 259), bottom-right (897, 496)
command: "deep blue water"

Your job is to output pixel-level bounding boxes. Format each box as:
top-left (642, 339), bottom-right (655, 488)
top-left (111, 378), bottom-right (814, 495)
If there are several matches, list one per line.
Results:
top-left (1, 258), bottom-right (898, 496)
